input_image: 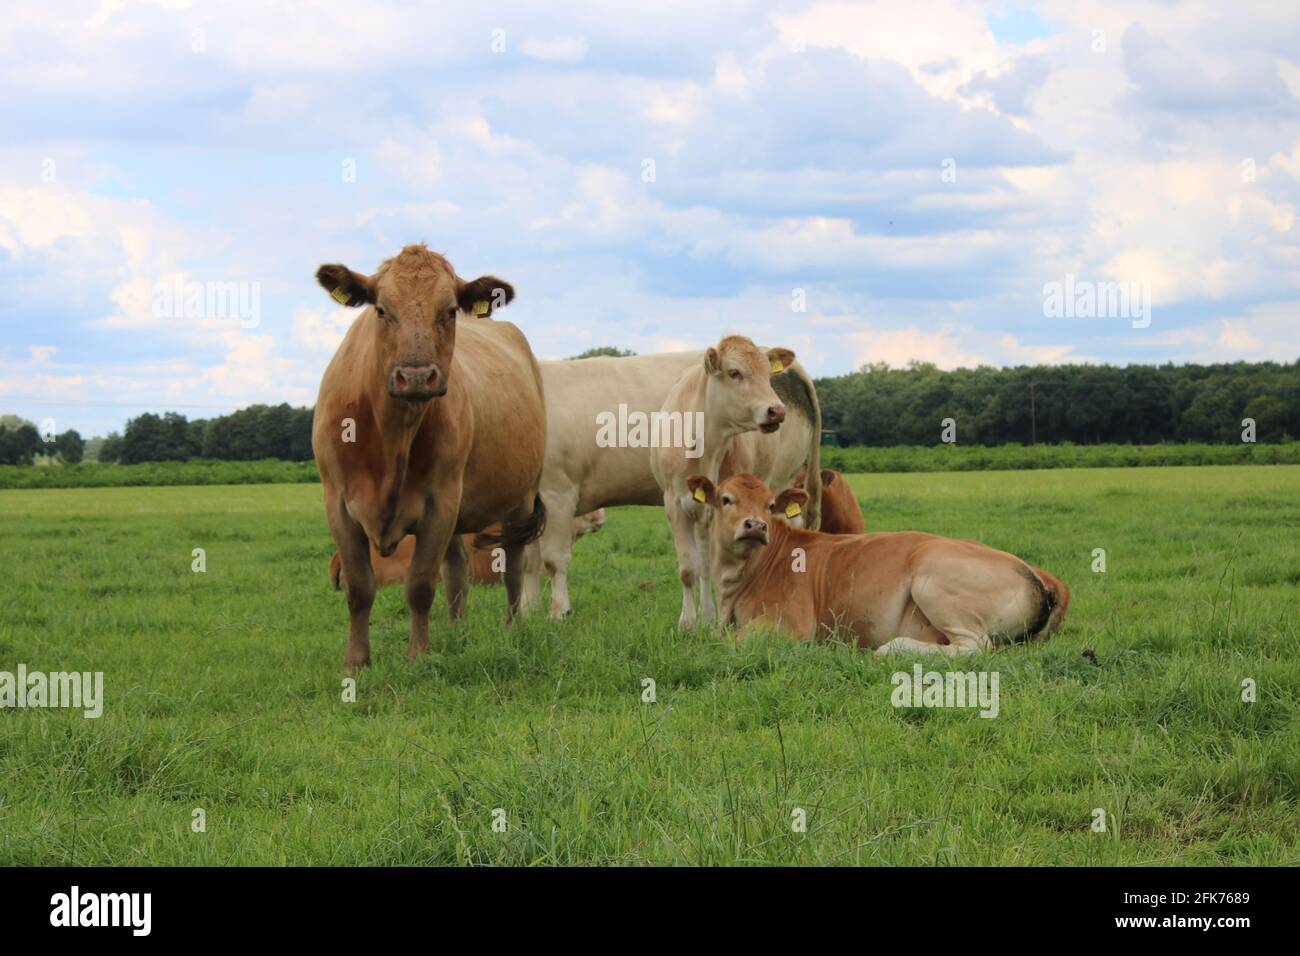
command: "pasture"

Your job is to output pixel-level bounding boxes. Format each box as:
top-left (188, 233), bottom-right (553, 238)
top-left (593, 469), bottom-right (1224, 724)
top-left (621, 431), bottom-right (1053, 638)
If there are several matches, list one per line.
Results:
top-left (0, 465), bottom-right (1297, 865)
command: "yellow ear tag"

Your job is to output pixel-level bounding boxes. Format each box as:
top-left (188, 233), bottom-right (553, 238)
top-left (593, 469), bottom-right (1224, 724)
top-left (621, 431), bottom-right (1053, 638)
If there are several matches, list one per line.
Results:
top-left (693, 487), bottom-right (707, 504)
top-left (785, 501), bottom-right (802, 519)
top-left (472, 300), bottom-right (490, 316)
top-left (330, 287), bottom-right (350, 305)
top-left (770, 358), bottom-right (784, 373)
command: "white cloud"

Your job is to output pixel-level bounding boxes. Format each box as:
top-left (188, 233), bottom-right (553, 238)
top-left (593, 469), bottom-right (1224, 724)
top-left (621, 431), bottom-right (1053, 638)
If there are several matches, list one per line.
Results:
top-left (520, 35), bottom-right (589, 63)
top-left (2, 0), bottom-right (1299, 438)
top-left (292, 304), bottom-right (356, 354)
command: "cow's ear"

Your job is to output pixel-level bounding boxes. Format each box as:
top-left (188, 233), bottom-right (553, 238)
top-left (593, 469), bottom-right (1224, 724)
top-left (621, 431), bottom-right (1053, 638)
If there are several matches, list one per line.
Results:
top-left (686, 475), bottom-right (717, 506)
top-left (316, 264), bottom-right (375, 307)
top-left (458, 276), bottom-right (515, 318)
top-left (704, 347), bottom-right (722, 375)
top-left (820, 469), bottom-right (836, 487)
top-left (772, 487), bottom-right (810, 520)
top-left (766, 348), bottom-right (795, 373)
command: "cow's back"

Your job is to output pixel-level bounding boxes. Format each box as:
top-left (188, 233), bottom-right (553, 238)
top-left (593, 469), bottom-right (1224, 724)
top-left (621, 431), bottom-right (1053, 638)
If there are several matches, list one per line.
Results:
top-left (541, 351), bottom-right (702, 511)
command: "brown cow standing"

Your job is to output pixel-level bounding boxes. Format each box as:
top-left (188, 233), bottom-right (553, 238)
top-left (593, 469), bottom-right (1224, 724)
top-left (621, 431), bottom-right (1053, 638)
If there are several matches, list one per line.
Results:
top-left (312, 244), bottom-right (546, 669)
top-left (686, 473), bottom-right (1069, 655)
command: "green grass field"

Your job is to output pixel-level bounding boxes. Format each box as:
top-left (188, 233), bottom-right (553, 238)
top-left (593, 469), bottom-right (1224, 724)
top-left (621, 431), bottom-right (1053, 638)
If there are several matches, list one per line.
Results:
top-left (1, 466), bottom-right (1297, 865)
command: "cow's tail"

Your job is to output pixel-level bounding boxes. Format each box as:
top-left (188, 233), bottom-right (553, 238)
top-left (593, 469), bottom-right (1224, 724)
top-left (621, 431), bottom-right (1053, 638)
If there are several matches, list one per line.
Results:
top-left (329, 551), bottom-right (343, 590)
top-left (789, 362), bottom-right (823, 531)
top-left (1020, 565), bottom-right (1070, 639)
top-left (473, 494), bottom-right (547, 551)
top-left (1034, 567), bottom-right (1071, 634)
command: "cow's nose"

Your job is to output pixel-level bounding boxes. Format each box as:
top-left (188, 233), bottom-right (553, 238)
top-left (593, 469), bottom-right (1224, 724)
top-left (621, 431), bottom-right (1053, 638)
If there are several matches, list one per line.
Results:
top-left (766, 403), bottom-right (786, 424)
top-left (743, 518), bottom-right (767, 535)
top-left (389, 364), bottom-right (444, 399)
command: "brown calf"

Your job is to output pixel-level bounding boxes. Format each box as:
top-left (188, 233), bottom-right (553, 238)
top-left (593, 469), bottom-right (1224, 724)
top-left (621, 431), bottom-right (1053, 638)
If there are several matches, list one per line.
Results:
top-left (795, 467), bottom-right (866, 534)
top-left (686, 473), bottom-right (1069, 656)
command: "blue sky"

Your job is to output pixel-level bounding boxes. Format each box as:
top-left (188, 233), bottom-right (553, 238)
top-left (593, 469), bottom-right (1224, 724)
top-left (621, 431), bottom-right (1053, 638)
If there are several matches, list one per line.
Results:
top-left (2, 0), bottom-right (1299, 436)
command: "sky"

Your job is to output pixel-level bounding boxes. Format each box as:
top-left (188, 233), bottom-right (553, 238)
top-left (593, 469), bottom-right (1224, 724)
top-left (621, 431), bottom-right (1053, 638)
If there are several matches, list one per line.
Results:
top-left (2, 0), bottom-right (1299, 437)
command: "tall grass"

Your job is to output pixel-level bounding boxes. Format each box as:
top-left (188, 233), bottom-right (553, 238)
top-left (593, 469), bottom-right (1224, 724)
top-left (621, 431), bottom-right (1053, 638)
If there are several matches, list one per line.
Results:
top-left (0, 466), bottom-right (1296, 865)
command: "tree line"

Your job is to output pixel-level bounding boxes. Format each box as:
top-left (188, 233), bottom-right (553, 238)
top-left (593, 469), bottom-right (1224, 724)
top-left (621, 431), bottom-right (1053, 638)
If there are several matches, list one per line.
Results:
top-left (96, 404), bottom-right (315, 464)
top-left (816, 359), bottom-right (1299, 446)
top-left (5, 358), bottom-right (1297, 466)
top-left (0, 415), bottom-right (84, 465)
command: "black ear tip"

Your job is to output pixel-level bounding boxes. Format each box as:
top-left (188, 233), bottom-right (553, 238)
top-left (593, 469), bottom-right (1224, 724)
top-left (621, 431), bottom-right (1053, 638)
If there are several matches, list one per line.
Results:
top-left (490, 278), bottom-right (516, 304)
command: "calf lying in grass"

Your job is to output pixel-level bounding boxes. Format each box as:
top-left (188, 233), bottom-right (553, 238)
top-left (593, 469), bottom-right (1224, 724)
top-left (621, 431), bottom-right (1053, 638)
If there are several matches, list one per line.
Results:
top-left (330, 509), bottom-right (607, 591)
top-left (687, 473), bottom-right (1068, 656)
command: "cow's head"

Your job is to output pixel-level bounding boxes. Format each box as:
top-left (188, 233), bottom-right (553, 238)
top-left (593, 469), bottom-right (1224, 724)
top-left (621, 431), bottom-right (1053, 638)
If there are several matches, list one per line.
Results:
top-left (702, 336), bottom-right (794, 435)
top-left (316, 244), bottom-right (514, 402)
top-left (686, 473), bottom-right (808, 560)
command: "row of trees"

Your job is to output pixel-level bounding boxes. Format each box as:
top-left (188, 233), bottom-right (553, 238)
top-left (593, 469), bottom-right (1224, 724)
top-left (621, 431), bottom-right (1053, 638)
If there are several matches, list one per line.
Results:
top-left (6, 358), bottom-right (1298, 466)
top-left (815, 360), bottom-right (1300, 446)
top-left (0, 417), bottom-right (84, 465)
top-left (98, 404), bottom-right (315, 464)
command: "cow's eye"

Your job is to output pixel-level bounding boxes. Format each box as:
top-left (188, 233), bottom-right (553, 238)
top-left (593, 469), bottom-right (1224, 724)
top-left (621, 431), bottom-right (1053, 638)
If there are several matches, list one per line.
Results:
top-left (728, 369), bottom-right (743, 381)
top-left (446, 307), bottom-right (458, 322)
top-left (376, 306), bottom-right (386, 318)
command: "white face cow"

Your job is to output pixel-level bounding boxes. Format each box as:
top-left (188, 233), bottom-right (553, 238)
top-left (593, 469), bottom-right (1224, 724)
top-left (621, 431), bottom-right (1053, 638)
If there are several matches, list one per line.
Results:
top-left (702, 335), bottom-right (794, 437)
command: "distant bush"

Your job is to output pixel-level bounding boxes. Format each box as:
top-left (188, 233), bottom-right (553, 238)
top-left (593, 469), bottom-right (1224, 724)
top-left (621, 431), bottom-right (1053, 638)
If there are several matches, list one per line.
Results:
top-left (0, 459), bottom-right (320, 489)
top-left (820, 441), bottom-right (1300, 473)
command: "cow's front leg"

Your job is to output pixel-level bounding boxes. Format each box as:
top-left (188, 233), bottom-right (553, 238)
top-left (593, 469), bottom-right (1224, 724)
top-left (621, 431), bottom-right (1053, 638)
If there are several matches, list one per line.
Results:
top-left (693, 519), bottom-right (717, 623)
top-left (520, 541), bottom-right (543, 614)
top-left (326, 493), bottom-right (374, 671)
top-left (536, 487), bottom-right (578, 619)
top-left (664, 493), bottom-right (700, 629)
top-left (407, 498), bottom-right (458, 659)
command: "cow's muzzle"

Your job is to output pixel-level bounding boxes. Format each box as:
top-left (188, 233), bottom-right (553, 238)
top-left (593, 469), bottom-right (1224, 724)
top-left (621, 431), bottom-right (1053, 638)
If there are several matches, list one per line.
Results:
top-left (758, 402), bottom-right (786, 434)
top-left (735, 517), bottom-right (768, 545)
top-left (388, 364), bottom-right (445, 401)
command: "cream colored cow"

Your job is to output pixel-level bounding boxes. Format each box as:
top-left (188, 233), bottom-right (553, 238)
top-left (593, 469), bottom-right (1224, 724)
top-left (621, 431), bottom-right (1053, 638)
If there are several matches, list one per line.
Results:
top-left (651, 336), bottom-right (822, 629)
top-left (521, 351), bottom-right (702, 618)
